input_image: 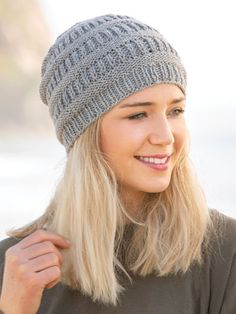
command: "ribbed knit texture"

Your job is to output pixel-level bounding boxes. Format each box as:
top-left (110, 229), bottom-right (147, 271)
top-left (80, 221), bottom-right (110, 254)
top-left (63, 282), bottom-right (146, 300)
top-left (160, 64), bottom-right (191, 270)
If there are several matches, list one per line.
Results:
top-left (39, 14), bottom-right (187, 153)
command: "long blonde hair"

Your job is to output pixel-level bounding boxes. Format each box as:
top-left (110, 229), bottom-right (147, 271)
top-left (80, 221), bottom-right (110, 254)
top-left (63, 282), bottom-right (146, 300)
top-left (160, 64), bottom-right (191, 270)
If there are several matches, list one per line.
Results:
top-left (9, 117), bottom-right (214, 306)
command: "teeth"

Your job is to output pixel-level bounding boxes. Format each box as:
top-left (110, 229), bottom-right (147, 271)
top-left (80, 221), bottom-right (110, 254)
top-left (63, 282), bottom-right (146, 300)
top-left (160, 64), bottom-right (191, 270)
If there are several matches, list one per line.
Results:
top-left (138, 156), bottom-right (168, 164)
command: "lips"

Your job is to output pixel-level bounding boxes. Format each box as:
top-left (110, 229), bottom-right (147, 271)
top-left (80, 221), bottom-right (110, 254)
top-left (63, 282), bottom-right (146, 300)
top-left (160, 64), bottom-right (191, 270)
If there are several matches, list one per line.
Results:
top-left (136, 156), bottom-right (168, 164)
top-left (134, 154), bottom-right (172, 171)
top-left (135, 153), bottom-right (172, 159)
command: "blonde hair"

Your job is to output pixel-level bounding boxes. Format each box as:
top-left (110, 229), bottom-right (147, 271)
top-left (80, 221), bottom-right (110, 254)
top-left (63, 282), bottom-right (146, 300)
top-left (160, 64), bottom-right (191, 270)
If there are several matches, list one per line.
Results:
top-left (9, 117), bottom-right (214, 306)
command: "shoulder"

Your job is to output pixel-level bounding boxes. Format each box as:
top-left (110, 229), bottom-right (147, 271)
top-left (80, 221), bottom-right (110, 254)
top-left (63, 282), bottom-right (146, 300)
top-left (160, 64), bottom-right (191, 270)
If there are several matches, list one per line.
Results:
top-left (209, 208), bottom-right (236, 255)
top-left (210, 207), bottom-right (236, 229)
top-left (207, 209), bottom-right (236, 311)
top-left (207, 208), bottom-right (236, 283)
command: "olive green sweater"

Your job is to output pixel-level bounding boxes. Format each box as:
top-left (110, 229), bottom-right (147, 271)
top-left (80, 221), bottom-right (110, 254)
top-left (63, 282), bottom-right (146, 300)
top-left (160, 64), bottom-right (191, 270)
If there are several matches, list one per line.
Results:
top-left (0, 209), bottom-right (236, 314)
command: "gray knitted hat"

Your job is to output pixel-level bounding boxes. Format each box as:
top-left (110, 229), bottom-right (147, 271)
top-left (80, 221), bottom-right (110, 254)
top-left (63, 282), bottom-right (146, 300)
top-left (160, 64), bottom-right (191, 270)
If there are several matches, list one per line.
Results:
top-left (40, 14), bottom-right (187, 153)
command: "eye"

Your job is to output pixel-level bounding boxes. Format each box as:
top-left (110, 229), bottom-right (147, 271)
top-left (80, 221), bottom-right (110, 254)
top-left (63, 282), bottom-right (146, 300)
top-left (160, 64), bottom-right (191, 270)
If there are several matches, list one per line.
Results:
top-left (128, 112), bottom-right (147, 120)
top-left (168, 108), bottom-right (185, 117)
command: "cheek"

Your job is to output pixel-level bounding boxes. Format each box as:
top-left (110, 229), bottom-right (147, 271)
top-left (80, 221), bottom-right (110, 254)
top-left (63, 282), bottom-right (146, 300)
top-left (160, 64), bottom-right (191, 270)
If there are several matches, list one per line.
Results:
top-left (100, 122), bottom-right (129, 162)
top-left (101, 120), bottom-right (144, 155)
top-left (100, 123), bottom-right (146, 180)
top-left (173, 123), bottom-right (189, 155)
top-left (100, 119), bottom-right (113, 153)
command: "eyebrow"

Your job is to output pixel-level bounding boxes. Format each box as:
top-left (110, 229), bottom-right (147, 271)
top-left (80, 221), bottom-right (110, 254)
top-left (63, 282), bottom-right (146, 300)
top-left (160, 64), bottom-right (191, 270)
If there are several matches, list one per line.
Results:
top-left (119, 97), bottom-right (186, 109)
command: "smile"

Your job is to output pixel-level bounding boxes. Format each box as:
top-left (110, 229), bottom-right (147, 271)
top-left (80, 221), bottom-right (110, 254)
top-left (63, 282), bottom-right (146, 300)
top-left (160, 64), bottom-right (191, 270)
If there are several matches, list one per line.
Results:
top-left (136, 156), bottom-right (168, 164)
top-left (135, 155), bottom-right (171, 171)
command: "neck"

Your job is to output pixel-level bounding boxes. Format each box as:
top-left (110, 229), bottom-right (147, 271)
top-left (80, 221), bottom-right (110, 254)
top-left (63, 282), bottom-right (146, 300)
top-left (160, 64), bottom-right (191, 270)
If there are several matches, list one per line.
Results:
top-left (118, 187), bottom-right (146, 221)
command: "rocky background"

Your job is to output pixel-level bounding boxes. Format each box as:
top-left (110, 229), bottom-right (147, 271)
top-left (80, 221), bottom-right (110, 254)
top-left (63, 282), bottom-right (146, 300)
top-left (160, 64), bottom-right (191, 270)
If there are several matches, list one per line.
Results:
top-left (0, 0), bottom-right (54, 136)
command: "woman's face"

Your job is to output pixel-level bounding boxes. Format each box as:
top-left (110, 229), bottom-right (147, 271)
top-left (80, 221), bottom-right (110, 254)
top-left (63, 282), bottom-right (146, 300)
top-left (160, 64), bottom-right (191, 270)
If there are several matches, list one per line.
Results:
top-left (100, 83), bottom-right (188, 203)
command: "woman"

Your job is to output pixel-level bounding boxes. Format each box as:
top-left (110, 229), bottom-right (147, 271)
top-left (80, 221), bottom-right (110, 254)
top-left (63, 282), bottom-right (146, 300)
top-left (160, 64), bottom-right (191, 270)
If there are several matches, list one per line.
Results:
top-left (0, 14), bottom-right (235, 314)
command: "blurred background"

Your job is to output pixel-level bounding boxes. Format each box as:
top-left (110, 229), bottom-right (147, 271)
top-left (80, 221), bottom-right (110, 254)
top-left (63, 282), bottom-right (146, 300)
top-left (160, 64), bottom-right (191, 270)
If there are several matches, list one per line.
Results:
top-left (0, 0), bottom-right (235, 239)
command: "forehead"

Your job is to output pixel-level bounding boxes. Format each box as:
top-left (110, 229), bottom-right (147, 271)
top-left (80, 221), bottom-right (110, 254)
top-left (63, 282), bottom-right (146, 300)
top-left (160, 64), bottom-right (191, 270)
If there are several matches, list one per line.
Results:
top-left (116, 83), bottom-right (185, 109)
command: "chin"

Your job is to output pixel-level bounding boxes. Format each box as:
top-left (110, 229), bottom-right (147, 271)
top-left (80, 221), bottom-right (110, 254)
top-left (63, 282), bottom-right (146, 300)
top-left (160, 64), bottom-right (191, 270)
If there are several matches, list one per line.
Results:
top-left (148, 187), bottom-right (169, 193)
top-left (144, 180), bottom-right (171, 193)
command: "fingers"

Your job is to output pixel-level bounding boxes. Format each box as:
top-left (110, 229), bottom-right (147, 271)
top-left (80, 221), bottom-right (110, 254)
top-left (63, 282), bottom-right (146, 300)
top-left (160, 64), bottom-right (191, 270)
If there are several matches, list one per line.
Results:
top-left (12, 265), bottom-right (62, 293)
top-left (18, 229), bottom-right (70, 250)
top-left (26, 252), bottom-right (61, 273)
top-left (20, 253), bottom-right (62, 289)
top-left (4, 229), bottom-right (71, 290)
top-left (0, 230), bottom-right (70, 314)
top-left (23, 241), bottom-right (64, 265)
top-left (45, 278), bottom-right (60, 289)
top-left (36, 266), bottom-right (61, 289)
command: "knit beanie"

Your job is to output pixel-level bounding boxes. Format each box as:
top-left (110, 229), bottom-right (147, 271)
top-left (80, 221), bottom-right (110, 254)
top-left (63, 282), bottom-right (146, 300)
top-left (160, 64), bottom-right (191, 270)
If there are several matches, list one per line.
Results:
top-left (39, 14), bottom-right (187, 153)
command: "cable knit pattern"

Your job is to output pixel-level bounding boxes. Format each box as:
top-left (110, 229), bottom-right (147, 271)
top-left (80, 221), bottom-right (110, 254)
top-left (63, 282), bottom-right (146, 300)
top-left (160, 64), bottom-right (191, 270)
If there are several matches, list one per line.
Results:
top-left (39, 14), bottom-right (187, 152)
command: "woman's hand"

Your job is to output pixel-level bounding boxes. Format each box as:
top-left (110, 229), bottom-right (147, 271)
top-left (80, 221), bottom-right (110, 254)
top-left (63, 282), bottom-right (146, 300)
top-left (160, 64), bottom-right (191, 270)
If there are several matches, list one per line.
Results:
top-left (0, 229), bottom-right (70, 314)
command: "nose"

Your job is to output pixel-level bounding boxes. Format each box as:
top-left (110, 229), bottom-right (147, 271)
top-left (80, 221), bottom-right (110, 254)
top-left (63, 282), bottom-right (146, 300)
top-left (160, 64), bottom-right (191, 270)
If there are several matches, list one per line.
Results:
top-left (148, 114), bottom-right (174, 146)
